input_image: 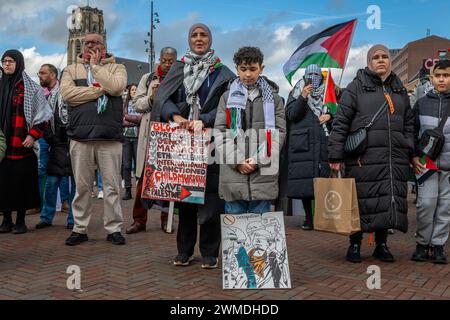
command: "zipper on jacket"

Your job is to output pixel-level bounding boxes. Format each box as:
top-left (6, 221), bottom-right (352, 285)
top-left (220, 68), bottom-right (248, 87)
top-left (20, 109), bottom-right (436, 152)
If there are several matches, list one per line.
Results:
top-left (384, 85), bottom-right (397, 228)
top-left (247, 100), bottom-right (254, 201)
top-left (437, 94), bottom-right (443, 168)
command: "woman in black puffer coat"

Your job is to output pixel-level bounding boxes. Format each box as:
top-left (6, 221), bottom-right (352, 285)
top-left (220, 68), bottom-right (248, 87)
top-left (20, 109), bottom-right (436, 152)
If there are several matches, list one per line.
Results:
top-left (328, 45), bottom-right (415, 263)
top-left (285, 64), bottom-right (333, 230)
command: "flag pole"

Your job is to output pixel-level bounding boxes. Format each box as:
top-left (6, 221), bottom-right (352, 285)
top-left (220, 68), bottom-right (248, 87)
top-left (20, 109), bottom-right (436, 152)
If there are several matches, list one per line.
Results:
top-left (321, 68), bottom-right (330, 137)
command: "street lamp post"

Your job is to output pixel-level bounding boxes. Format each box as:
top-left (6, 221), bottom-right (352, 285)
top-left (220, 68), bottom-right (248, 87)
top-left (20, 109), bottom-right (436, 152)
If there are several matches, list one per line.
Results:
top-left (145, 0), bottom-right (160, 73)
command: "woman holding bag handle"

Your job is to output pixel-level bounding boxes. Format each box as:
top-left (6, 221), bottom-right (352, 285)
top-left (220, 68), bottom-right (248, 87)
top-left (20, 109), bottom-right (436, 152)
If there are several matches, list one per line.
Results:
top-left (328, 45), bottom-right (415, 263)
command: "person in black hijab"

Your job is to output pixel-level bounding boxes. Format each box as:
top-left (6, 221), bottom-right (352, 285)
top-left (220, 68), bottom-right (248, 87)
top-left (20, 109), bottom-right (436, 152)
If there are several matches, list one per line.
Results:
top-left (0, 50), bottom-right (52, 234)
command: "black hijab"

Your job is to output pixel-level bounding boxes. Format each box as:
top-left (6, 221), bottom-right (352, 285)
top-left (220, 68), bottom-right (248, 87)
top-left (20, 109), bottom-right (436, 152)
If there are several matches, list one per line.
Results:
top-left (0, 50), bottom-right (25, 141)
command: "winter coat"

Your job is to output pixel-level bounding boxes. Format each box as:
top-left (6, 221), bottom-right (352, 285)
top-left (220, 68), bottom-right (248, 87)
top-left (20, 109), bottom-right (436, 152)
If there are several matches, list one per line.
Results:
top-left (133, 72), bottom-right (157, 179)
top-left (0, 129), bottom-right (5, 163)
top-left (151, 61), bottom-right (235, 194)
top-left (328, 67), bottom-right (415, 233)
top-left (44, 101), bottom-right (73, 177)
top-left (215, 77), bottom-right (286, 202)
top-left (413, 90), bottom-right (450, 170)
top-left (60, 54), bottom-right (127, 142)
top-left (285, 91), bottom-right (332, 199)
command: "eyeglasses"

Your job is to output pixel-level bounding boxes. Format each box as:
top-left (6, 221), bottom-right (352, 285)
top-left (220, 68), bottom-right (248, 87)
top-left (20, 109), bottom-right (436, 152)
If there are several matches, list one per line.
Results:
top-left (1, 59), bottom-right (15, 65)
top-left (83, 40), bottom-right (103, 46)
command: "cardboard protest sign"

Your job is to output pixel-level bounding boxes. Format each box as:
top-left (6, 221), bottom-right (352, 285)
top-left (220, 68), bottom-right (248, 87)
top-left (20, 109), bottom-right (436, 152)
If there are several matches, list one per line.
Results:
top-left (141, 122), bottom-right (210, 204)
top-left (221, 212), bottom-right (292, 290)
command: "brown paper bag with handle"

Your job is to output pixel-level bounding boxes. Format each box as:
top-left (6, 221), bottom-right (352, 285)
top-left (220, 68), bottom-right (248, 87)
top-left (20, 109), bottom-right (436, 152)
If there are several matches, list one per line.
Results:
top-left (313, 172), bottom-right (361, 236)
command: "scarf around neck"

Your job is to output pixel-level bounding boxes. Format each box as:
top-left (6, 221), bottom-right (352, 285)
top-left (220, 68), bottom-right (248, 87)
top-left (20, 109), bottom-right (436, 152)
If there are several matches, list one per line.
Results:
top-left (47, 81), bottom-right (69, 131)
top-left (226, 77), bottom-right (276, 157)
top-left (181, 50), bottom-right (222, 120)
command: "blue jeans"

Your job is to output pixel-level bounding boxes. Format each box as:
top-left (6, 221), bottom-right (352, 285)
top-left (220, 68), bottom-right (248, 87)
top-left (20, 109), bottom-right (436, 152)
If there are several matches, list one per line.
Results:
top-left (96, 170), bottom-right (103, 192)
top-left (224, 200), bottom-right (271, 214)
top-left (59, 176), bottom-right (70, 202)
top-left (38, 138), bottom-right (49, 207)
top-left (40, 176), bottom-right (75, 225)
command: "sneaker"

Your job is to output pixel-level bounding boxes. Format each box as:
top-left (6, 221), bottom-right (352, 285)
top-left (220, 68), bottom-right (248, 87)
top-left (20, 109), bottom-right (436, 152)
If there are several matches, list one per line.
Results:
top-left (61, 201), bottom-right (69, 213)
top-left (346, 243), bottom-right (362, 263)
top-left (91, 191), bottom-right (96, 198)
top-left (65, 232), bottom-right (88, 246)
top-left (106, 232), bottom-right (126, 245)
top-left (35, 221), bottom-right (53, 229)
top-left (201, 256), bottom-right (218, 269)
top-left (0, 220), bottom-right (14, 233)
top-left (373, 243), bottom-right (395, 262)
top-left (411, 243), bottom-right (430, 262)
top-left (12, 223), bottom-right (28, 234)
top-left (301, 220), bottom-right (314, 230)
top-left (430, 245), bottom-right (448, 264)
top-left (97, 191), bottom-right (104, 199)
top-left (388, 229), bottom-right (395, 234)
top-left (174, 254), bottom-right (194, 266)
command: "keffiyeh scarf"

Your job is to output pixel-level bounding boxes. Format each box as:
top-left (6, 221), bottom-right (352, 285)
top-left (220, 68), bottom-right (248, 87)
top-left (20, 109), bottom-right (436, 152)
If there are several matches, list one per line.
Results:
top-left (226, 77), bottom-right (276, 157)
top-left (22, 72), bottom-right (53, 130)
top-left (182, 50), bottom-right (222, 120)
top-left (85, 64), bottom-right (108, 114)
top-left (47, 81), bottom-right (69, 131)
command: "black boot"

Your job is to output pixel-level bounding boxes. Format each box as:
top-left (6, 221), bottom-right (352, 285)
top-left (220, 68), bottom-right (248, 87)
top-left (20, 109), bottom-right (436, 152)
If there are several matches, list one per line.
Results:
top-left (122, 188), bottom-right (132, 200)
top-left (346, 243), bottom-right (362, 263)
top-left (301, 204), bottom-right (314, 230)
top-left (411, 243), bottom-right (430, 262)
top-left (0, 212), bottom-right (14, 233)
top-left (12, 211), bottom-right (28, 234)
top-left (373, 243), bottom-right (395, 262)
top-left (430, 245), bottom-right (448, 264)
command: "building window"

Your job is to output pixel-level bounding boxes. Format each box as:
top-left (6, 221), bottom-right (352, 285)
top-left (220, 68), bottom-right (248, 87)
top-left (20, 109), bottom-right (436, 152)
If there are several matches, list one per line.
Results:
top-left (76, 39), bottom-right (81, 55)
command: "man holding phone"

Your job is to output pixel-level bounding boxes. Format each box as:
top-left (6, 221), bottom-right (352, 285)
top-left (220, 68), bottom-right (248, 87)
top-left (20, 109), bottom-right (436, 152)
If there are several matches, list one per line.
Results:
top-left (60, 33), bottom-right (128, 246)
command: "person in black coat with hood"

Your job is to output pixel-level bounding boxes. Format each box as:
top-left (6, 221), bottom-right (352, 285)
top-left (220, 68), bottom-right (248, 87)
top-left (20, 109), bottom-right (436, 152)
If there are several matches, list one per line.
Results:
top-left (285, 64), bottom-right (332, 230)
top-left (328, 45), bottom-right (415, 263)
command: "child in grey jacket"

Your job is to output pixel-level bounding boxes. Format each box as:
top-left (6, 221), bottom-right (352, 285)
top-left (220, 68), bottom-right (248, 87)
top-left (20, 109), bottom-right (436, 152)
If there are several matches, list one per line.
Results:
top-left (215, 47), bottom-right (286, 214)
top-left (412, 59), bottom-right (450, 264)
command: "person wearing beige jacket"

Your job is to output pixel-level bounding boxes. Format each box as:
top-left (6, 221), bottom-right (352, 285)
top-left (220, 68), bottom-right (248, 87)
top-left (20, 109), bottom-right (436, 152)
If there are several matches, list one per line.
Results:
top-left (126, 47), bottom-right (177, 235)
top-left (60, 33), bottom-right (128, 246)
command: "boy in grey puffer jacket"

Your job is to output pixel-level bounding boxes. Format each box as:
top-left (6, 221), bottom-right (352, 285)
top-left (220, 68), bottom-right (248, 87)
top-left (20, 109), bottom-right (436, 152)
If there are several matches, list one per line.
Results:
top-left (215, 47), bottom-right (286, 214)
top-left (412, 59), bottom-right (450, 264)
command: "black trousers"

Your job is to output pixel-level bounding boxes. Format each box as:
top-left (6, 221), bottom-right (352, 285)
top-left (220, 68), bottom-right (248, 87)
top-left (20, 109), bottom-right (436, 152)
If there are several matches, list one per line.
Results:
top-left (350, 229), bottom-right (388, 245)
top-left (122, 137), bottom-right (138, 189)
top-left (302, 198), bottom-right (314, 223)
top-left (176, 193), bottom-right (223, 258)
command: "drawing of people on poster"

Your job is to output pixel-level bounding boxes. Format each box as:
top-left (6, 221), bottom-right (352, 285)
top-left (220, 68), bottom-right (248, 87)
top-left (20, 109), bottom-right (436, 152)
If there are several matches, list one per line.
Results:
top-left (221, 212), bottom-right (291, 290)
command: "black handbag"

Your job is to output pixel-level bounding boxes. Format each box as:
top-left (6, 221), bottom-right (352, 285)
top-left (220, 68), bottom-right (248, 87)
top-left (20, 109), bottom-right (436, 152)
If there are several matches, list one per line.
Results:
top-left (344, 101), bottom-right (388, 155)
top-left (419, 104), bottom-right (450, 161)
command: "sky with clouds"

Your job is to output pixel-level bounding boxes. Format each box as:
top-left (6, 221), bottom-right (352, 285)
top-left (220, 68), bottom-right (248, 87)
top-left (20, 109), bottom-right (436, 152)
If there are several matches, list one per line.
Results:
top-left (1, 0), bottom-right (449, 98)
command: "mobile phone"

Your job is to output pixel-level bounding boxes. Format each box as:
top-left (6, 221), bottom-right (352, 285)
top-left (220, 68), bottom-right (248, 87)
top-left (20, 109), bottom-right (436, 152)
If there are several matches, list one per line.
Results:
top-left (304, 77), bottom-right (312, 87)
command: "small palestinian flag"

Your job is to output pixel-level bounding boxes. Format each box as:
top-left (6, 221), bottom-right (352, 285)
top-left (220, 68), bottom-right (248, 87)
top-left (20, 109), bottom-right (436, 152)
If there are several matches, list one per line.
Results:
top-left (283, 19), bottom-right (357, 85)
top-left (416, 155), bottom-right (438, 184)
top-left (323, 71), bottom-right (338, 115)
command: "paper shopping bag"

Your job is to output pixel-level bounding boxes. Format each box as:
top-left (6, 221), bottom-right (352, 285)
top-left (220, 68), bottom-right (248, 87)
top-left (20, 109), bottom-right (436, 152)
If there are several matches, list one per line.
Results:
top-left (313, 177), bottom-right (360, 236)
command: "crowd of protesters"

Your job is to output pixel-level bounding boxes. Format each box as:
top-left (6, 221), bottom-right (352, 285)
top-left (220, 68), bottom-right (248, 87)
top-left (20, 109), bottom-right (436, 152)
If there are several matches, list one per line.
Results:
top-left (0, 23), bottom-right (449, 268)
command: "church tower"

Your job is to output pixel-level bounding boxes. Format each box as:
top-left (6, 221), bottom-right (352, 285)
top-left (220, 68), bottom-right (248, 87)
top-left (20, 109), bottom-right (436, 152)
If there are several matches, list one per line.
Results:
top-left (67, 5), bottom-right (107, 65)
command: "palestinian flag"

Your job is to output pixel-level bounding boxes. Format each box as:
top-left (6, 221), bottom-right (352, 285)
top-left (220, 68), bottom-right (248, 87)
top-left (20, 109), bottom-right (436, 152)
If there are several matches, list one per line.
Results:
top-left (283, 19), bottom-right (357, 84)
top-left (323, 71), bottom-right (338, 115)
top-left (416, 155), bottom-right (439, 184)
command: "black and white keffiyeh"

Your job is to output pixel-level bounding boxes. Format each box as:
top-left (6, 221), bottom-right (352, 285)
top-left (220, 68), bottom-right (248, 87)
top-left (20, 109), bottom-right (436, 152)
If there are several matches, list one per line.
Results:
top-left (22, 71), bottom-right (53, 131)
top-left (47, 81), bottom-right (69, 132)
top-left (182, 50), bottom-right (220, 120)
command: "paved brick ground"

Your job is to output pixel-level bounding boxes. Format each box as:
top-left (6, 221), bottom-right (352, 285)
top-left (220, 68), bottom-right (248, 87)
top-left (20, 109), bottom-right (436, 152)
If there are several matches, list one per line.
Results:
top-left (0, 189), bottom-right (449, 300)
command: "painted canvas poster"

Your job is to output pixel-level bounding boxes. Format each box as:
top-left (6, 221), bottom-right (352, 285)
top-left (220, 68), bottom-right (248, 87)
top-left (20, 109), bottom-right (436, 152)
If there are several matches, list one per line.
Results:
top-left (141, 122), bottom-right (210, 204)
top-left (221, 212), bottom-right (292, 290)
